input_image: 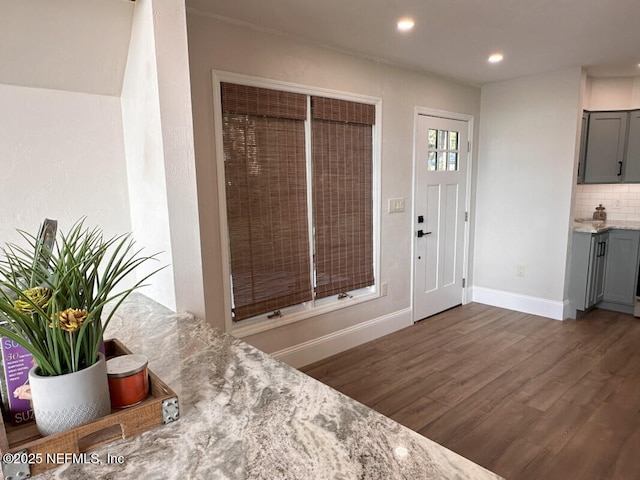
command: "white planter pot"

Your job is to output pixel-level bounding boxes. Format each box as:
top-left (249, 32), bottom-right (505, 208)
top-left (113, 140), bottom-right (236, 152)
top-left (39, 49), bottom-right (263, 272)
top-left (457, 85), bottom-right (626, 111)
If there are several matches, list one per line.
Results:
top-left (28, 353), bottom-right (111, 436)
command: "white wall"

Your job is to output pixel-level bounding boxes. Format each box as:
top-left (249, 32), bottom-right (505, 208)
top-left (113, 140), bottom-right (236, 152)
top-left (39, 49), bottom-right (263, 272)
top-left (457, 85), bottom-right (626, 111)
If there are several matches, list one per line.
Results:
top-left (0, 83), bottom-right (131, 245)
top-left (117, 0), bottom-right (205, 318)
top-left (585, 76), bottom-right (640, 110)
top-left (186, 12), bottom-right (481, 361)
top-left (121, 0), bottom-right (176, 311)
top-left (473, 68), bottom-right (583, 319)
top-left (148, 0), bottom-right (205, 319)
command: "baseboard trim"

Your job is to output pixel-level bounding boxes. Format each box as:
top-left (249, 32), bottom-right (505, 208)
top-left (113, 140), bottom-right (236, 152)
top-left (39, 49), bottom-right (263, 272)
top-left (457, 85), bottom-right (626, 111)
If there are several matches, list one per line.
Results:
top-left (471, 286), bottom-right (565, 321)
top-left (595, 301), bottom-right (634, 315)
top-left (271, 308), bottom-right (413, 368)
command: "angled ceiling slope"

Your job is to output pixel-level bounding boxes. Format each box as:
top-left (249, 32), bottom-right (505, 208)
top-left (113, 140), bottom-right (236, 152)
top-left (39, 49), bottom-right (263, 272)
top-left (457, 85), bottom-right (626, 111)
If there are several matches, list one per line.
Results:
top-left (0, 0), bottom-right (134, 96)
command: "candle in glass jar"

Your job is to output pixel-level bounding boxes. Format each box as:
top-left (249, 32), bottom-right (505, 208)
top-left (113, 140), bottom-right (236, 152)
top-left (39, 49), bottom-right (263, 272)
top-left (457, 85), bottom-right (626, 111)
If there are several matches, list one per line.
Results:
top-left (106, 354), bottom-right (149, 408)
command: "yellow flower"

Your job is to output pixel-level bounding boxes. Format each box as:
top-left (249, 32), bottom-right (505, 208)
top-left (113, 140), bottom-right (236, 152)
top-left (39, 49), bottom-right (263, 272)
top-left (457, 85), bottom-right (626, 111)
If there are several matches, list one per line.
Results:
top-left (54, 309), bottom-right (89, 333)
top-left (14, 287), bottom-right (52, 314)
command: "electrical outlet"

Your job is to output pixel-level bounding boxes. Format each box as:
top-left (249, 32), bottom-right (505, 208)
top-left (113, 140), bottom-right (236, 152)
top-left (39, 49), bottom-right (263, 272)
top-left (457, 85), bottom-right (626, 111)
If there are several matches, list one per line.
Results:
top-left (381, 283), bottom-right (388, 296)
top-left (516, 265), bottom-right (526, 277)
top-left (388, 198), bottom-right (405, 213)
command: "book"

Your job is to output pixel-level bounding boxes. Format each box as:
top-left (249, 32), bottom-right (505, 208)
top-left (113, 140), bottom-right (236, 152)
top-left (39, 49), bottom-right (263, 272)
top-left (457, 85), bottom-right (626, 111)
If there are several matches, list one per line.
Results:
top-left (1, 337), bottom-right (35, 424)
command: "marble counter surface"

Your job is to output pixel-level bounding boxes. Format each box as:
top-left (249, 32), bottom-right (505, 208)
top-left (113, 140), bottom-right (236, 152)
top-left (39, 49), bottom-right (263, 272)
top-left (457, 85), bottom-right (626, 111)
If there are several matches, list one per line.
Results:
top-left (573, 219), bottom-right (640, 233)
top-left (32, 294), bottom-right (502, 480)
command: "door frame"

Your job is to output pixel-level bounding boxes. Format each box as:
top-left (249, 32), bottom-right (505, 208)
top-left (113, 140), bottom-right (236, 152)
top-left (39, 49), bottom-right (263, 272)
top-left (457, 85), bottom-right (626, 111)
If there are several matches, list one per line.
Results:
top-left (410, 107), bottom-right (474, 323)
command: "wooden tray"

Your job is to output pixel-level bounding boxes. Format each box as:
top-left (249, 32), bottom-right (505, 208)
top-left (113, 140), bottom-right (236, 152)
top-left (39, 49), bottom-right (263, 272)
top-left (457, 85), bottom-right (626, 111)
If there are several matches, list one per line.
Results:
top-left (0, 338), bottom-right (179, 478)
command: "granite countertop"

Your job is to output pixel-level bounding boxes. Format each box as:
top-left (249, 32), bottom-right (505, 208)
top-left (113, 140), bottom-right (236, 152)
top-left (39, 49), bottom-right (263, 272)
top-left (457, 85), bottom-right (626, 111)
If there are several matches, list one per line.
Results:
top-left (573, 219), bottom-right (640, 233)
top-left (31, 294), bottom-right (502, 480)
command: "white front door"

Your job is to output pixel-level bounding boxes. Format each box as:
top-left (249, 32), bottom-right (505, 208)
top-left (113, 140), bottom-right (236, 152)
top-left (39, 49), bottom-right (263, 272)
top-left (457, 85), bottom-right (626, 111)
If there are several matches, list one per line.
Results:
top-left (413, 113), bottom-right (469, 321)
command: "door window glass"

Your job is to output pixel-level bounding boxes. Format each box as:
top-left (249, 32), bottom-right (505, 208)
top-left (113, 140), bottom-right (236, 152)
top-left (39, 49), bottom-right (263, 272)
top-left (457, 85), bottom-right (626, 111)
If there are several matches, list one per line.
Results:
top-left (427, 128), bottom-right (460, 171)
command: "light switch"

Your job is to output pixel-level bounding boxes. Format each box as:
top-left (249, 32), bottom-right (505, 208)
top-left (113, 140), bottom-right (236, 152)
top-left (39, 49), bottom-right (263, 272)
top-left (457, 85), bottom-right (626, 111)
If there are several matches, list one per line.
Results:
top-left (388, 198), bottom-right (405, 213)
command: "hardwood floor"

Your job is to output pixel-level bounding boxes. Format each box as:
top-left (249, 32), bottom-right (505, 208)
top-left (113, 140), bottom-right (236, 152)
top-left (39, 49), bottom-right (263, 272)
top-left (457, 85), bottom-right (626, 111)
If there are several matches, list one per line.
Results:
top-left (300, 303), bottom-right (640, 480)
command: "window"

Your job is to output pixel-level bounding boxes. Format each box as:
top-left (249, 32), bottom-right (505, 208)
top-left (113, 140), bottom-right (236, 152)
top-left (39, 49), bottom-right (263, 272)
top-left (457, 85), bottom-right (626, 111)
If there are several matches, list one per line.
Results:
top-left (218, 79), bottom-right (378, 327)
top-left (221, 83), bottom-right (312, 321)
top-left (427, 128), bottom-right (459, 171)
top-left (311, 96), bottom-right (375, 299)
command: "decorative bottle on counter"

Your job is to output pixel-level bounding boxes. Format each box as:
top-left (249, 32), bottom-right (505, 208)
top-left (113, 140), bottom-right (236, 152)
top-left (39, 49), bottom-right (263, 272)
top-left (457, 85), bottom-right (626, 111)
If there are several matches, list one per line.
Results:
top-left (593, 204), bottom-right (606, 221)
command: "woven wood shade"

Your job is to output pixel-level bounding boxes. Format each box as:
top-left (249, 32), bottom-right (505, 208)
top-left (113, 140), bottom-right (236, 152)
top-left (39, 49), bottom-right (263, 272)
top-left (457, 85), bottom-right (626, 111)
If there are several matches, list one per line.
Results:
top-left (311, 96), bottom-right (376, 125)
top-left (222, 83), bottom-right (311, 321)
top-left (221, 82), bottom-right (306, 120)
top-left (312, 96), bottom-right (375, 299)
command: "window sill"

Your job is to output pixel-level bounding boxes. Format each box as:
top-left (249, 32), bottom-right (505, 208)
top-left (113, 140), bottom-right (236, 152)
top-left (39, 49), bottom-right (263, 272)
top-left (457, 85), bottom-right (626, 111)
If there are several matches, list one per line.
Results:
top-left (229, 289), bottom-right (379, 339)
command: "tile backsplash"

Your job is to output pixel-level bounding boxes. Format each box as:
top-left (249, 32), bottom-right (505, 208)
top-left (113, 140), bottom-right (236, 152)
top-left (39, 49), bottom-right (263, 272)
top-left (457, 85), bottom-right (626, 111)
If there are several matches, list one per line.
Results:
top-left (575, 184), bottom-right (640, 221)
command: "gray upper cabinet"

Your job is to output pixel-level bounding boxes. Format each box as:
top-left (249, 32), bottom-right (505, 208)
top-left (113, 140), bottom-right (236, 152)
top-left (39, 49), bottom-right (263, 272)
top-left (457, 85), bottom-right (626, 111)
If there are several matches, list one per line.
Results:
top-left (583, 111), bottom-right (629, 183)
top-left (623, 110), bottom-right (640, 182)
top-left (577, 112), bottom-right (588, 184)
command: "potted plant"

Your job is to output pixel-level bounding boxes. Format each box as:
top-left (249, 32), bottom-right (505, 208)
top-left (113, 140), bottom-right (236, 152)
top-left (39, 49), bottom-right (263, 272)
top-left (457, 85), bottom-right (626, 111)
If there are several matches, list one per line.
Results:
top-left (0, 218), bottom-right (163, 435)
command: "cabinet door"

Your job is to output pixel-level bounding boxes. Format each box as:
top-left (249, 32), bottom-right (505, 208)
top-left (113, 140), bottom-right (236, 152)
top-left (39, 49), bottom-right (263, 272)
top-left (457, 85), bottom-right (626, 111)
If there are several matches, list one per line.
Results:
top-left (577, 112), bottom-right (588, 184)
top-left (570, 231), bottom-right (608, 313)
top-left (603, 230), bottom-right (640, 305)
top-left (569, 232), bottom-right (594, 312)
top-left (583, 112), bottom-right (629, 183)
top-left (589, 233), bottom-right (608, 306)
top-left (623, 110), bottom-right (640, 183)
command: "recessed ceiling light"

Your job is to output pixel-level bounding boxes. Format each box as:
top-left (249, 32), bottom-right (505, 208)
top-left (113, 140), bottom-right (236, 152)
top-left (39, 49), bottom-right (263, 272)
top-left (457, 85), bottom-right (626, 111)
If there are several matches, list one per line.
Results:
top-left (397, 19), bottom-right (415, 31)
top-left (488, 53), bottom-right (504, 63)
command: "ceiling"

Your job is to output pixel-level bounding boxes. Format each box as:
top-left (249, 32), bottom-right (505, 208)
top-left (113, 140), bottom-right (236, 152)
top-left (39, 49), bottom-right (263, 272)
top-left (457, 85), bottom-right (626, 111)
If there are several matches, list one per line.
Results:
top-left (0, 0), bottom-right (637, 96)
top-left (186, 0), bottom-right (640, 86)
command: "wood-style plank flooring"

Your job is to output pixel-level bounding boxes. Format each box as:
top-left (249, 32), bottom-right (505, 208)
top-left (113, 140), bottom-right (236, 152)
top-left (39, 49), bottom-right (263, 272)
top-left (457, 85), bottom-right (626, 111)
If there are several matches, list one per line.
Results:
top-left (300, 303), bottom-right (640, 480)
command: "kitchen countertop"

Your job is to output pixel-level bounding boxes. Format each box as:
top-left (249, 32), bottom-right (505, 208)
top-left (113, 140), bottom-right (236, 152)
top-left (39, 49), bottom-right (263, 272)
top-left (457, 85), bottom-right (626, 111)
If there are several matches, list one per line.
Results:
top-left (573, 219), bottom-right (640, 233)
top-left (29, 293), bottom-right (502, 480)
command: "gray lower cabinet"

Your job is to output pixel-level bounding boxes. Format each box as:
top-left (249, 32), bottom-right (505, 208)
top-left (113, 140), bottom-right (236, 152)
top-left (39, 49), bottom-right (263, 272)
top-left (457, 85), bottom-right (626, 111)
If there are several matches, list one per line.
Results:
top-left (570, 231), bottom-right (609, 313)
top-left (571, 229), bottom-right (640, 317)
top-left (603, 230), bottom-right (640, 306)
top-left (583, 111), bottom-right (629, 184)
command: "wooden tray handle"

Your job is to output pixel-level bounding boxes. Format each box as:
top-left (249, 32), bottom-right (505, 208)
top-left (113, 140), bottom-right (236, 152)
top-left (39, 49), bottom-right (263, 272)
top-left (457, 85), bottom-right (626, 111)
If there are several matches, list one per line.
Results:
top-left (76, 422), bottom-right (124, 452)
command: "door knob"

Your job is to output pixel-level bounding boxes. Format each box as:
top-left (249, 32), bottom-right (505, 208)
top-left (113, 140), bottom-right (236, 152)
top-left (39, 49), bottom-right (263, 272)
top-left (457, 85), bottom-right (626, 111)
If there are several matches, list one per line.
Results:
top-left (417, 230), bottom-right (432, 238)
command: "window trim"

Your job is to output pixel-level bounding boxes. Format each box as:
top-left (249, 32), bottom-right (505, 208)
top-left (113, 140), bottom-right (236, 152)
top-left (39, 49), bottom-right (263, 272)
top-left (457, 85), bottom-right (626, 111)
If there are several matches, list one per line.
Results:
top-left (212, 70), bottom-right (382, 338)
